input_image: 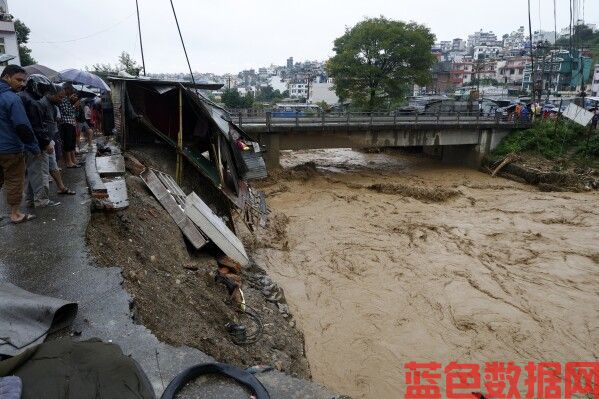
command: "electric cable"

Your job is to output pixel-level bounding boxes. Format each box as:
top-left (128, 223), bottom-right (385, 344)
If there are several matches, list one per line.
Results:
top-left (168, 0), bottom-right (196, 85)
top-left (30, 12), bottom-right (135, 44)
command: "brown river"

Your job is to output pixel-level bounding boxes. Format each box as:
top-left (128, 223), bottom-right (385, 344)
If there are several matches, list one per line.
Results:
top-left (252, 149), bottom-right (599, 399)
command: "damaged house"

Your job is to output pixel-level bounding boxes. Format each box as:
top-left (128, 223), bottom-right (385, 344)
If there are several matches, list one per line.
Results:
top-left (107, 77), bottom-right (268, 263)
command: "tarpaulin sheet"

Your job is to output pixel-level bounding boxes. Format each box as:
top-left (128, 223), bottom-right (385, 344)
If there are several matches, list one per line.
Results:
top-left (0, 283), bottom-right (78, 357)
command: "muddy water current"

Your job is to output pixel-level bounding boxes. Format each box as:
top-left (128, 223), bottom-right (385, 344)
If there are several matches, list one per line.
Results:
top-left (252, 149), bottom-right (599, 399)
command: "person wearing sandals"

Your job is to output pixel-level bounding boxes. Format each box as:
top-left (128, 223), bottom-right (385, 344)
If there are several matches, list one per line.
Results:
top-left (0, 65), bottom-right (38, 224)
top-left (18, 74), bottom-right (61, 208)
top-left (40, 84), bottom-right (75, 196)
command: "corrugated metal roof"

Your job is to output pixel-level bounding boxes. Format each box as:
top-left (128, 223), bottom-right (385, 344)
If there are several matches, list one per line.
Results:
top-left (107, 76), bottom-right (223, 90)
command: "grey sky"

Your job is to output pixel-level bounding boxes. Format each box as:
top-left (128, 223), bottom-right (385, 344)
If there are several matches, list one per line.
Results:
top-left (11, 0), bottom-right (599, 74)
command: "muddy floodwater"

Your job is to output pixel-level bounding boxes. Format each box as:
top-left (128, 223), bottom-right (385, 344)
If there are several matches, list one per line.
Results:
top-left (252, 149), bottom-right (599, 399)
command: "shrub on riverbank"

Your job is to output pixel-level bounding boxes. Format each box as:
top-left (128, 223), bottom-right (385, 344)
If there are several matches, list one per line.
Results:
top-left (494, 119), bottom-right (598, 160)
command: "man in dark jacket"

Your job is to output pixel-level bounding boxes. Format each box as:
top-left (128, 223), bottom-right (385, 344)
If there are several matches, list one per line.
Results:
top-left (0, 65), bottom-right (38, 223)
top-left (19, 74), bottom-right (60, 208)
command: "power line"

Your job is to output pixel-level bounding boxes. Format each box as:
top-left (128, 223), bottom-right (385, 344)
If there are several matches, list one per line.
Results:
top-left (169, 0), bottom-right (196, 85)
top-left (31, 12), bottom-right (136, 44)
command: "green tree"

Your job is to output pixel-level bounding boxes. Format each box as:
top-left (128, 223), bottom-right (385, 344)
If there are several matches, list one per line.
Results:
top-left (221, 89), bottom-right (254, 109)
top-left (88, 52), bottom-right (141, 77)
top-left (326, 17), bottom-right (435, 111)
top-left (118, 52), bottom-right (141, 76)
top-left (255, 86), bottom-right (285, 103)
top-left (14, 19), bottom-right (36, 66)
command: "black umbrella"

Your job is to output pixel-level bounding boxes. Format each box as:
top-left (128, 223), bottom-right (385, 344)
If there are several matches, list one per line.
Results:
top-left (23, 64), bottom-right (59, 80)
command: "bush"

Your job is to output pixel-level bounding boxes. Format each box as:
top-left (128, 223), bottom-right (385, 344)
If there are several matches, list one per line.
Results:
top-left (494, 119), bottom-right (588, 159)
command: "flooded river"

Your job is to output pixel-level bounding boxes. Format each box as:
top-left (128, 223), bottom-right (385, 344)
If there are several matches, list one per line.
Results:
top-left (252, 149), bottom-right (599, 399)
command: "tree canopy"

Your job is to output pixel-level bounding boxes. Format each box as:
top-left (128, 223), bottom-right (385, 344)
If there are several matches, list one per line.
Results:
top-left (14, 19), bottom-right (36, 66)
top-left (555, 24), bottom-right (599, 65)
top-left (326, 17), bottom-right (435, 111)
top-left (221, 89), bottom-right (254, 109)
top-left (89, 52), bottom-right (142, 77)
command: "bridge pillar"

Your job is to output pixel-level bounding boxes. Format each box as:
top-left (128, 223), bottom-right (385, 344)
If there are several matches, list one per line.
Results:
top-left (441, 129), bottom-right (509, 168)
top-left (262, 133), bottom-right (281, 170)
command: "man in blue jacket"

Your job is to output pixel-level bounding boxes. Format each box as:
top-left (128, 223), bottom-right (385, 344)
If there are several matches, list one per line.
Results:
top-left (0, 65), bottom-right (38, 223)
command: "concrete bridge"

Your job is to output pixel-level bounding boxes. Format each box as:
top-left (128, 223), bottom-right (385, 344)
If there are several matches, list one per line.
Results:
top-left (234, 112), bottom-right (528, 169)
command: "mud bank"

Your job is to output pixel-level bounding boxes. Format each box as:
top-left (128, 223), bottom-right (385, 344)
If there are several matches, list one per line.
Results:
top-left (251, 149), bottom-right (599, 399)
top-left (86, 175), bottom-right (311, 378)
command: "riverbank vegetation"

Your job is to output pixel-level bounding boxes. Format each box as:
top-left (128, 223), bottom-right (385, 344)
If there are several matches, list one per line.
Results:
top-left (494, 119), bottom-right (599, 166)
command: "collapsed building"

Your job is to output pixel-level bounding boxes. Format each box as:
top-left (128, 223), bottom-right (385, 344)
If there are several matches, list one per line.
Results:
top-left (108, 77), bottom-right (268, 230)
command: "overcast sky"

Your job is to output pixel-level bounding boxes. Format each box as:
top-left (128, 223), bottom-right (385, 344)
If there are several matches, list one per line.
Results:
top-left (10, 0), bottom-right (599, 75)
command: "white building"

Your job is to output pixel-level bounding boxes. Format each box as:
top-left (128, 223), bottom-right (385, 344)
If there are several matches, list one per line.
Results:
top-left (289, 82), bottom-right (308, 98)
top-left (308, 80), bottom-right (339, 105)
top-left (592, 64), bottom-right (599, 96)
top-left (0, 0), bottom-right (21, 69)
top-left (268, 76), bottom-right (288, 94)
top-left (503, 26), bottom-right (526, 50)
top-left (467, 30), bottom-right (500, 49)
top-left (473, 46), bottom-right (502, 60)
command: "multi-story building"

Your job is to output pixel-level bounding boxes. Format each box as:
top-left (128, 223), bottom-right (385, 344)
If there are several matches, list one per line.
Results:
top-left (0, 0), bottom-right (21, 69)
top-left (452, 38), bottom-right (466, 51)
top-left (473, 46), bottom-right (502, 60)
top-left (503, 26), bottom-right (526, 50)
top-left (522, 49), bottom-right (593, 94)
top-left (496, 56), bottom-right (527, 88)
top-left (289, 80), bottom-right (309, 98)
top-left (467, 30), bottom-right (500, 49)
top-left (450, 61), bottom-right (473, 87)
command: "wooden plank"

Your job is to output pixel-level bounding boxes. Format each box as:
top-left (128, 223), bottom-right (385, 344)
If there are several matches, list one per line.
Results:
top-left (84, 150), bottom-right (107, 196)
top-left (96, 155), bottom-right (125, 177)
top-left (104, 179), bottom-right (129, 210)
top-left (185, 192), bottom-right (249, 266)
top-left (141, 169), bottom-right (207, 250)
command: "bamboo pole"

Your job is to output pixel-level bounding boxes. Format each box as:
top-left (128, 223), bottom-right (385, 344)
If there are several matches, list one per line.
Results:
top-left (176, 87), bottom-right (183, 184)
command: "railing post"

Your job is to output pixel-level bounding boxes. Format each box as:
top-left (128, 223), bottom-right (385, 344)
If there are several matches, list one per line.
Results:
top-left (266, 111), bottom-right (271, 132)
top-left (321, 110), bottom-right (325, 127)
top-left (415, 112), bottom-right (419, 124)
top-left (238, 113), bottom-right (243, 128)
top-left (476, 111), bottom-right (480, 127)
top-left (295, 111), bottom-right (299, 127)
top-left (457, 112), bottom-right (460, 125)
top-left (436, 111), bottom-right (440, 125)
top-left (346, 111), bottom-right (350, 131)
top-left (370, 112), bottom-right (373, 128)
top-left (393, 111), bottom-right (397, 128)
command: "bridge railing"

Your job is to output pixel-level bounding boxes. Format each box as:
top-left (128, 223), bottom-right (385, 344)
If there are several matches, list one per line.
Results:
top-left (229, 111), bottom-right (532, 130)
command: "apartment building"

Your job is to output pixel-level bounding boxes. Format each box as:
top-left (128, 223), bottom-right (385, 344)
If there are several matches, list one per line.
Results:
top-left (0, 0), bottom-right (20, 68)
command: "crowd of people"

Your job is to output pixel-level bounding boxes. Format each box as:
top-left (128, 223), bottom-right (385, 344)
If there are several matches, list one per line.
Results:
top-left (0, 65), bottom-right (103, 224)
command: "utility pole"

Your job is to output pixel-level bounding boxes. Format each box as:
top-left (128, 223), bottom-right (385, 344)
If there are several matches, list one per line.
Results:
top-left (135, 0), bottom-right (146, 76)
top-left (528, 0), bottom-right (536, 100)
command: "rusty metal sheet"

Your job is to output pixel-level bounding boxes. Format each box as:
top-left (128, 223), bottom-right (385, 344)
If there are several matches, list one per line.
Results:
top-left (96, 155), bottom-right (125, 176)
top-left (141, 169), bottom-right (207, 250)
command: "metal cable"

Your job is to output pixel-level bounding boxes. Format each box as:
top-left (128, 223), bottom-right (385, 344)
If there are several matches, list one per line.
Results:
top-left (168, 0), bottom-right (196, 85)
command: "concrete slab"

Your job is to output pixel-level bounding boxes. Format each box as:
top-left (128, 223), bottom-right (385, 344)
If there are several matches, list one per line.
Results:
top-left (0, 168), bottom-right (337, 398)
